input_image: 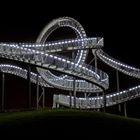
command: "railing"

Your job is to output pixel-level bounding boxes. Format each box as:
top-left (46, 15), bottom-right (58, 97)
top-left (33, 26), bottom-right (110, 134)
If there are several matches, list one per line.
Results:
top-left (36, 16), bottom-right (107, 93)
top-left (0, 64), bottom-right (51, 87)
top-left (0, 40), bottom-right (109, 92)
top-left (1, 16), bottom-right (140, 110)
top-left (96, 49), bottom-right (140, 78)
top-left (53, 85), bottom-right (140, 109)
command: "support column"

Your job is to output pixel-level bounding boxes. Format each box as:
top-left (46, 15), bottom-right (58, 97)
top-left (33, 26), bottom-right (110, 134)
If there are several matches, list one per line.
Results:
top-left (27, 66), bottom-right (31, 109)
top-left (95, 53), bottom-right (100, 111)
top-left (124, 102), bottom-right (127, 117)
top-left (69, 91), bottom-right (72, 108)
top-left (36, 74), bottom-right (39, 110)
top-left (97, 93), bottom-right (100, 111)
top-left (72, 51), bottom-right (76, 109)
top-left (42, 87), bottom-right (45, 108)
top-left (73, 77), bottom-right (76, 108)
top-left (95, 53), bottom-right (97, 73)
top-left (84, 93), bottom-right (87, 109)
top-left (116, 70), bottom-right (121, 112)
top-left (1, 73), bottom-right (5, 112)
top-left (103, 90), bottom-right (106, 112)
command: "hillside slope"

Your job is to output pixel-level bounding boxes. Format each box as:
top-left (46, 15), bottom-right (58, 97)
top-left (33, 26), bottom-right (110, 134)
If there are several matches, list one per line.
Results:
top-left (0, 109), bottom-right (140, 137)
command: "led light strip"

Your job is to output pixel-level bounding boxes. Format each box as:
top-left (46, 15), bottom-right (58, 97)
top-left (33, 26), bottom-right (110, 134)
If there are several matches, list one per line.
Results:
top-left (0, 64), bottom-right (51, 87)
top-left (1, 16), bottom-right (140, 108)
top-left (0, 64), bottom-right (139, 108)
top-left (35, 17), bottom-right (108, 92)
top-left (95, 49), bottom-right (140, 78)
top-left (53, 84), bottom-right (140, 108)
top-left (0, 37), bottom-right (103, 53)
top-left (0, 17), bottom-right (108, 92)
top-left (36, 17), bottom-right (88, 80)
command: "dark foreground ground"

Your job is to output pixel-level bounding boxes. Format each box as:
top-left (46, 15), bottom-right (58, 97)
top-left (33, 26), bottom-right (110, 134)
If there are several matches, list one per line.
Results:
top-left (0, 109), bottom-right (140, 137)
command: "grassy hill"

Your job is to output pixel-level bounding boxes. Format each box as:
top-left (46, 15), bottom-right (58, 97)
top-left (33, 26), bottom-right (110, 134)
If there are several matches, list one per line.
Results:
top-left (0, 109), bottom-right (140, 137)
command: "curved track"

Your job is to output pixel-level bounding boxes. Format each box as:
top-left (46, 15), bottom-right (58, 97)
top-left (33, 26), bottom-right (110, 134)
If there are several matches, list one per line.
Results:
top-left (0, 64), bottom-right (140, 109)
top-left (0, 39), bottom-right (108, 91)
top-left (0, 17), bottom-right (140, 109)
top-left (0, 64), bottom-right (51, 87)
top-left (36, 17), bottom-right (107, 92)
top-left (53, 85), bottom-right (140, 109)
top-left (95, 49), bottom-right (140, 78)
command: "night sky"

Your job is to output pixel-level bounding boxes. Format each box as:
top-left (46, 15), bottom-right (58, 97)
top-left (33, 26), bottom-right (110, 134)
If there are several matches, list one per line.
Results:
top-left (0, 3), bottom-right (140, 117)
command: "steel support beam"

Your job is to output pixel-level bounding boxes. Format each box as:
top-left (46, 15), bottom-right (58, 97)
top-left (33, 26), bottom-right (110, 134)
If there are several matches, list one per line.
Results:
top-left (27, 66), bottom-right (31, 108)
top-left (124, 102), bottom-right (127, 117)
top-left (36, 74), bottom-right (39, 110)
top-left (84, 93), bottom-right (87, 109)
top-left (116, 70), bottom-right (121, 112)
top-left (103, 90), bottom-right (106, 112)
top-left (95, 53), bottom-right (101, 111)
top-left (95, 54), bottom-right (97, 73)
top-left (73, 78), bottom-right (76, 108)
top-left (97, 93), bottom-right (100, 111)
top-left (69, 91), bottom-right (72, 108)
top-left (1, 73), bottom-right (5, 112)
top-left (42, 87), bottom-right (45, 108)
top-left (72, 51), bottom-right (76, 109)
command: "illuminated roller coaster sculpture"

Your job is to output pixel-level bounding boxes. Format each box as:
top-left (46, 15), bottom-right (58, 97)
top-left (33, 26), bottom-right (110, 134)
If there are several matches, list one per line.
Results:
top-left (0, 17), bottom-right (140, 113)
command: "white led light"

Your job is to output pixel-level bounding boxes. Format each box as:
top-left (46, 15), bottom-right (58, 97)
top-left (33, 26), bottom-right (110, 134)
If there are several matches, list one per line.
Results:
top-left (62, 59), bottom-right (66, 62)
top-left (54, 56), bottom-right (57, 59)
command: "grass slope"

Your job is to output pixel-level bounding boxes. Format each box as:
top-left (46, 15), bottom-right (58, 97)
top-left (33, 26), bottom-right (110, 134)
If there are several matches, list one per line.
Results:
top-left (0, 109), bottom-right (140, 137)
